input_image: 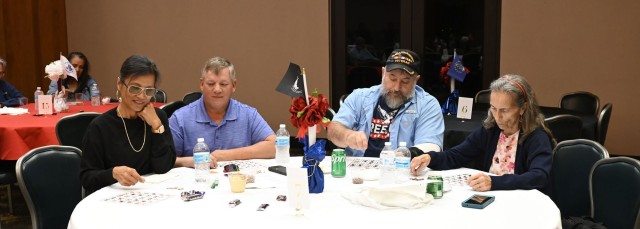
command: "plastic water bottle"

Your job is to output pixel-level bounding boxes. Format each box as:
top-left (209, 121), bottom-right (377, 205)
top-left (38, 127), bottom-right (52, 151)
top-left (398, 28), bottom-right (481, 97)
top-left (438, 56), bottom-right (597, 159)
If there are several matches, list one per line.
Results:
top-left (394, 142), bottom-right (411, 183)
top-left (90, 84), bottom-right (100, 106)
top-left (275, 124), bottom-right (290, 164)
top-left (193, 138), bottom-right (210, 183)
top-left (34, 87), bottom-right (43, 113)
top-left (379, 142), bottom-right (396, 185)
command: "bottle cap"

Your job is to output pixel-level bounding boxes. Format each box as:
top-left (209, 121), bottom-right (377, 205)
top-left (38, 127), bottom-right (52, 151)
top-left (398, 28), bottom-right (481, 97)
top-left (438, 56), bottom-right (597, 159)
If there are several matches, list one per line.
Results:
top-left (399, 142), bottom-right (407, 147)
top-left (197, 138), bottom-right (204, 142)
top-left (37, 87), bottom-right (41, 90)
top-left (279, 124), bottom-right (285, 128)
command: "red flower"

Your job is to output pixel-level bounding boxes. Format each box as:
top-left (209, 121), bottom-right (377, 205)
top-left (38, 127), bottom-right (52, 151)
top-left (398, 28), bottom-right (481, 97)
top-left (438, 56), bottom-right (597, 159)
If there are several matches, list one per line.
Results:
top-left (288, 91), bottom-right (331, 139)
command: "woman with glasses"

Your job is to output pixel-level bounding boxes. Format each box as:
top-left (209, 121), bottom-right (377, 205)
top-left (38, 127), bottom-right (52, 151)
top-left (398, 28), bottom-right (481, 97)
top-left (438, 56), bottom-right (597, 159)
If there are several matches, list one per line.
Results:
top-left (80, 55), bottom-right (176, 196)
top-left (46, 51), bottom-right (97, 100)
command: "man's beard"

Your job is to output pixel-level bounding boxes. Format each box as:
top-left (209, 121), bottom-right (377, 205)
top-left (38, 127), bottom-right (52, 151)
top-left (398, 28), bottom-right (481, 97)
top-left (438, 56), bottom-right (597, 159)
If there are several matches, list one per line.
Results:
top-left (380, 85), bottom-right (415, 109)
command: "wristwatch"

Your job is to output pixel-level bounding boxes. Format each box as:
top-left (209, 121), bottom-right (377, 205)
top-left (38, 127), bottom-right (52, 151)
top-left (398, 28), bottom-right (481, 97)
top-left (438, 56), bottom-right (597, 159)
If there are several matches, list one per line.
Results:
top-left (152, 125), bottom-right (165, 134)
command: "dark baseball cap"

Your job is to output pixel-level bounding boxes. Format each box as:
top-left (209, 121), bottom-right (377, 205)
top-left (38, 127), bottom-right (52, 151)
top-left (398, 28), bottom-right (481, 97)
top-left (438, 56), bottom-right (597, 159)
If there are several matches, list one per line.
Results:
top-left (385, 49), bottom-right (420, 75)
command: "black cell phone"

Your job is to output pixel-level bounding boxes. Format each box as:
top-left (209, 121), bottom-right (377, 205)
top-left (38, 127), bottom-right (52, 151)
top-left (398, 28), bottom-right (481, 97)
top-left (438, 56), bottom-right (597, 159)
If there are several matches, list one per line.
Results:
top-left (461, 194), bottom-right (495, 209)
top-left (268, 165), bottom-right (287, 176)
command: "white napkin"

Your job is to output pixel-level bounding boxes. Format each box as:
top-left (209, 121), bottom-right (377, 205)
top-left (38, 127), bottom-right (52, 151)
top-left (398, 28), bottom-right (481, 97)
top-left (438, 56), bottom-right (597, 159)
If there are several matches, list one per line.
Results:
top-left (342, 182), bottom-right (433, 209)
top-left (0, 107), bottom-right (29, 115)
top-left (144, 173), bottom-right (179, 183)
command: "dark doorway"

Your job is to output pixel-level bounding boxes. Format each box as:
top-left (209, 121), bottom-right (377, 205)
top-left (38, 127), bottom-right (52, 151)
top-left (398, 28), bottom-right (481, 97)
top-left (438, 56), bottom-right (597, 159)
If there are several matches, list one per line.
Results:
top-left (330, 0), bottom-right (501, 109)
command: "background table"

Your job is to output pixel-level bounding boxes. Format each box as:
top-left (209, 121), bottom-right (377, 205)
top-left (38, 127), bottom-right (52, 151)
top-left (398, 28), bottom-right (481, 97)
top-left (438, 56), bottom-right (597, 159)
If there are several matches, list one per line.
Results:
top-left (69, 157), bottom-right (561, 229)
top-left (0, 102), bottom-right (163, 160)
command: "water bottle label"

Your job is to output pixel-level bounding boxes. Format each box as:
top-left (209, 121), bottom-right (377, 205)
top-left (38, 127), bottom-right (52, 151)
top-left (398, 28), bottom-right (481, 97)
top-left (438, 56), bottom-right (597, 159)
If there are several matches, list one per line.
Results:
top-left (193, 152), bottom-right (210, 163)
top-left (381, 156), bottom-right (395, 167)
top-left (395, 157), bottom-right (410, 169)
top-left (276, 137), bottom-right (289, 146)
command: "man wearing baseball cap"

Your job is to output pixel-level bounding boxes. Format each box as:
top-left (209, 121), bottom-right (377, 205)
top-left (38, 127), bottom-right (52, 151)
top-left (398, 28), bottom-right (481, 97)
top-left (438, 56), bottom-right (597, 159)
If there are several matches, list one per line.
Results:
top-left (328, 49), bottom-right (444, 158)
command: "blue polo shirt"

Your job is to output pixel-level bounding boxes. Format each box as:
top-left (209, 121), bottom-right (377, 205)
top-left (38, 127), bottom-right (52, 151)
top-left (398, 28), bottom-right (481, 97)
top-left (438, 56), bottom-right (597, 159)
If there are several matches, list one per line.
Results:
top-left (333, 85), bottom-right (444, 157)
top-left (169, 97), bottom-right (274, 156)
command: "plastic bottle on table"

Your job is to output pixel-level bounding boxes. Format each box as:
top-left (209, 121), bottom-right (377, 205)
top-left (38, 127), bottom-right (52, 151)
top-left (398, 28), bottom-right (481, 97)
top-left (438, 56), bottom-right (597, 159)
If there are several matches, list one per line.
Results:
top-left (379, 141), bottom-right (396, 185)
top-left (394, 142), bottom-right (411, 183)
top-left (275, 124), bottom-right (290, 164)
top-left (90, 83), bottom-right (100, 106)
top-left (193, 138), bottom-right (210, 183)
top-left (34, 87), bottom-right (44, 113)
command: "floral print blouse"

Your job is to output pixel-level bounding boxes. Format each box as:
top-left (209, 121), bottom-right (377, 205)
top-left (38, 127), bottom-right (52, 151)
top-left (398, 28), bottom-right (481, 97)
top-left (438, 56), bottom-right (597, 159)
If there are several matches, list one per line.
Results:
top-left (489, 131), bottom-right (520, 175)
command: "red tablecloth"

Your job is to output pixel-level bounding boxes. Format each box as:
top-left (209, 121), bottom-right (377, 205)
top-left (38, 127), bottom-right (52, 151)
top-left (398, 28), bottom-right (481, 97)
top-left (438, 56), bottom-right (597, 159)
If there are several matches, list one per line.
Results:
top-left (0, 102), bottom-right (163, 160)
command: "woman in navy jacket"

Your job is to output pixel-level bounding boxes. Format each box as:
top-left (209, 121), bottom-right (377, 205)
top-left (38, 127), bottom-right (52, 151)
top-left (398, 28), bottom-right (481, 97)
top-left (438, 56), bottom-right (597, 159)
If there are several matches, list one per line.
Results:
top-left (411, 74), bottom-right (555, 194)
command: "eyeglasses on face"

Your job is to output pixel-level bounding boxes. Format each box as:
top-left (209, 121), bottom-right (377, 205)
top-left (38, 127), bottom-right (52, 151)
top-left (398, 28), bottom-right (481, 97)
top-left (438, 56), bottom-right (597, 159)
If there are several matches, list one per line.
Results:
top-left (121, 81), bottom-right (157, 97)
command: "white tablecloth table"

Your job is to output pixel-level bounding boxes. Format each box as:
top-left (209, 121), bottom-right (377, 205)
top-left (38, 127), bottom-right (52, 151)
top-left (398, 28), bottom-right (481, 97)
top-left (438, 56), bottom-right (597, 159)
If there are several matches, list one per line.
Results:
top-left (68, 157), bottom-right (561, 229)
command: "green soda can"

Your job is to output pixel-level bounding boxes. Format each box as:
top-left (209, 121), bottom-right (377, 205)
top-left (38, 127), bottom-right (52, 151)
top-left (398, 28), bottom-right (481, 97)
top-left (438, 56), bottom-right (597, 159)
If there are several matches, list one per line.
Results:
top-left (427, 175), bottom-right (443, 199)
top-left (331, 149), bottom-right (346, 178)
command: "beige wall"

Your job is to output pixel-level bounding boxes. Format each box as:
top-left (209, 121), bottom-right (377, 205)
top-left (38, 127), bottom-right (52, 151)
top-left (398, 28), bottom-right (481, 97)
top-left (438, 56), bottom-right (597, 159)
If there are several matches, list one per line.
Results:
top-left (65, 0), bottom-right (330, 135)
top-left (501, 0), bottom-right (640, 156)
top-left (68, 0), bottom-right (638, 156)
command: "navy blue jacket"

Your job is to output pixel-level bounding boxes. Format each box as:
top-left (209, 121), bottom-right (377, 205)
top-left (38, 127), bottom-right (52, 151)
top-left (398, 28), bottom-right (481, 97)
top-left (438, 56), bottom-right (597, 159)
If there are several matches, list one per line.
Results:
top-left (0, 80), bottom-right (24, 107)
top-left (427, 126), bottom-right (553, 194)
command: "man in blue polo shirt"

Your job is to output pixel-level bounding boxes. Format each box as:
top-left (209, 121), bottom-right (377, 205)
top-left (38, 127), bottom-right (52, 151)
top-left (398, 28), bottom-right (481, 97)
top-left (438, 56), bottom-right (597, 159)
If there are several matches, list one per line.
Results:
top-left (0, 57), bottom-right (25, 108)
top-left (328, 49), bottom-right (444, 158)
top-left (169, 57), bottom-right (275, 168)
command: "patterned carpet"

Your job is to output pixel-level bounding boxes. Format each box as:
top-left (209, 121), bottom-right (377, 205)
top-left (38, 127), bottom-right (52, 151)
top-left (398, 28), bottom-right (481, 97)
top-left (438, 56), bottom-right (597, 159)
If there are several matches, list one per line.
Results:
top-left (0, 184), bottom-right (31, 229)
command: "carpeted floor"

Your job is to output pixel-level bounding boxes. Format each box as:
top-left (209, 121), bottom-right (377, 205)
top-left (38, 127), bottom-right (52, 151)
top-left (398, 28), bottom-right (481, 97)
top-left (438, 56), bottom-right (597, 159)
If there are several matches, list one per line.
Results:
top-left (0, 184), bottom-right (31, 229)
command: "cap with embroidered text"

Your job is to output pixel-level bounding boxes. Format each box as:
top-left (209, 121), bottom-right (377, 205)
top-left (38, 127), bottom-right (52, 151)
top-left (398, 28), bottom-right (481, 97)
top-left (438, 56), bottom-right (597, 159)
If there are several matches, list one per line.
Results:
top-left (385, 49), bottom-right (420, 75)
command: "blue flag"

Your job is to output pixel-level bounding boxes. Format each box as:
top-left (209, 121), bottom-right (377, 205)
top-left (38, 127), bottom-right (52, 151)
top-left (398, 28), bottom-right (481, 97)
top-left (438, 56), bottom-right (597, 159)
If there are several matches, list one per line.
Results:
top-left (447, 54), bottom-right (467, 82)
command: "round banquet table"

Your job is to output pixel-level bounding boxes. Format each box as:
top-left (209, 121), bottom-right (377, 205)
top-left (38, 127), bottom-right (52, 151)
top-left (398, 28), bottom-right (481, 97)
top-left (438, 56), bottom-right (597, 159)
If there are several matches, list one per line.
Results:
top-left (0, 102), bottom-right (164, 160)
top-left (68, 157), bottom-right (561, 229)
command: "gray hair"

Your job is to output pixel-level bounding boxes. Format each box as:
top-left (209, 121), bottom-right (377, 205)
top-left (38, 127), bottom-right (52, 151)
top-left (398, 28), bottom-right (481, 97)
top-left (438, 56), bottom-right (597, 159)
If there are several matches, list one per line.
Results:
top-left (482, 74), bottom-right (556, 146)
top-left (0, 57), bottom-right (6, 67)
top-left (201, 57), bottom-right (235, 80)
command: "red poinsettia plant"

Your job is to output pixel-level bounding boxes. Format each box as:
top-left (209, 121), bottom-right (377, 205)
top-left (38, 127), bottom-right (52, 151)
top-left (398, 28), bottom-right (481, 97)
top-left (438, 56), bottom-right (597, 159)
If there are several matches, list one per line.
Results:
top-left (439, 61), bottom-right (470, 84)
top-left (289, 89), bottom-right (331, 139)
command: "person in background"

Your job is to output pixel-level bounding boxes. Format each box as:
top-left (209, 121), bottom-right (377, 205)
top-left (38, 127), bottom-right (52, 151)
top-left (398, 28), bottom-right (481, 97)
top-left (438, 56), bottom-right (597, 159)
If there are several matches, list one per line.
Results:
top-left (80, 55), bottom-right (175, 196)
top-left (348, 36), bottom-right (381, 66)
top-left (47, 51), bottom-right (97, 100)
top-left (410, 74), bottom-right (555, 194)
top-left (328, 49), bottom-right (445, 158)
top-left (169, 57), bottom-right (275, 168)
top-left (0, 57), bottom-right (25, 108)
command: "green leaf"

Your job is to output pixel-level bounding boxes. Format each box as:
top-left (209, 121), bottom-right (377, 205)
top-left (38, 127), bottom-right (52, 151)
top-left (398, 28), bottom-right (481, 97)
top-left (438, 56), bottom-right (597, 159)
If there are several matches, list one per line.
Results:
top-left (297, 111), bottom-right (305, 118)
top-left (322, 117), bottom-right (331, 123)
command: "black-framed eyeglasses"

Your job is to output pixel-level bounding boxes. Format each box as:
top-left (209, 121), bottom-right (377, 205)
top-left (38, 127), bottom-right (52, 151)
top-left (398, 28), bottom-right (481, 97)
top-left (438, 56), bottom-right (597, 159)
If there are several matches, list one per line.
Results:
top-left (121, 81), bottom-right (157, 97)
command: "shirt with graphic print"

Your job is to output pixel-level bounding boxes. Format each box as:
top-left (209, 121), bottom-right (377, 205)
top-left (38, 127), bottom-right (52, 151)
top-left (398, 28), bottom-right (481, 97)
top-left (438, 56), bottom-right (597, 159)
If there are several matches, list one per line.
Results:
top-left (364, 96), bottom-right (400, 157)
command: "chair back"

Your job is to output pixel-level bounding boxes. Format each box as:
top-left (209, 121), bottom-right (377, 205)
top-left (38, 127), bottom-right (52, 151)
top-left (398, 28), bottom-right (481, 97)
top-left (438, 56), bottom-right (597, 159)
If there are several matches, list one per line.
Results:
top-left (160, 100), bottom-right (186, 118)
top-left (16, 145), bottom-right (83, 229)
top-left (324, 108), bottom-right (337, 120)
top-left (474, 89), bottom-right (491, 104)
top-left (560, 91), bottom-right (600, 115)
top-left (153, 89), bottom-right (167, 103)
top-left (596, 103), bottom-right (612, 145)
top-left (182, 91), bottom-right (202, 105)
top-left (0, 160), bottom-right (17, 214)
top-left (339, 93), bottom-right (349, 107)
top-left (590, 157), bottom-right (640, 229)
top-left (545, 114), bottom-right (583, 143)
top-left (55, 112), bottom-right (100, 149)
top-left (551, 139), bottom-right (608, 217)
